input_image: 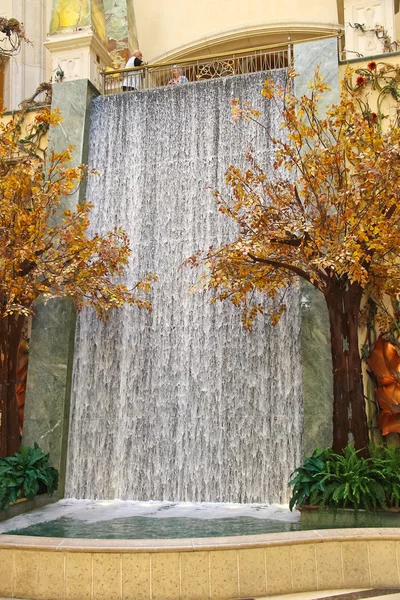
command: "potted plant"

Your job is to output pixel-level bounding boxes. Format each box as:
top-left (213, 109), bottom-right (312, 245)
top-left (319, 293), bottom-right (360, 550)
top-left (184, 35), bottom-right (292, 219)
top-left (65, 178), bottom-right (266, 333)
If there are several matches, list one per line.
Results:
top-left (289, 445), bottom-right (400, 527)
top-left (0, 442), bottom-right (58, 511)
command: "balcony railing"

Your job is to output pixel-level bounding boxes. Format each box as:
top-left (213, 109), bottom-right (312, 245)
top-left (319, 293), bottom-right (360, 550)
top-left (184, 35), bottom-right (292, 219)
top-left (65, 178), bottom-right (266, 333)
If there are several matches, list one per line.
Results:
top-left (102, 46), bottom-right (291, 95)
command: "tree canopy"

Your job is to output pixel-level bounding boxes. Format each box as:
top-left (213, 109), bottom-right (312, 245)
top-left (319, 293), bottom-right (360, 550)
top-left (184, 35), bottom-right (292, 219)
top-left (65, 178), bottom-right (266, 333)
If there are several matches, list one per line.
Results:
top-left (0, 108), bottom-right (155, 320)
top-left (185, 65), bottom-right (400, 453)
top-left (0, 103), bottom-right (155, 456)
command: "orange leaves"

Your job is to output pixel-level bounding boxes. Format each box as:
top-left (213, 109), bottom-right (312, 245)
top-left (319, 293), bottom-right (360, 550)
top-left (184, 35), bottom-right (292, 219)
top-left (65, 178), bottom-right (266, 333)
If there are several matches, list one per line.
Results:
top-left (0, 111), bottom-right (155, 321)
top-left (261, 79), bottom-right (276, 100)
top-left (230, 98), bottom-right (243, 123)
top-left (187, 67), bottom-right (400, 329)
top-left (230, 98), bottom-right (261, 123)
top-left (368, 336), bottom-right (400, 435)
top-left (33, 107), bottom-right (61, 127)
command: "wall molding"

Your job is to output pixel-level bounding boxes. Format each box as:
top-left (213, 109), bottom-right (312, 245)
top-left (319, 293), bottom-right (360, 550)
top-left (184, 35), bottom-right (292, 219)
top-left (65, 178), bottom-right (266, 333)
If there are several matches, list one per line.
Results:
top-left (151, 21), bottom-right (343, 63)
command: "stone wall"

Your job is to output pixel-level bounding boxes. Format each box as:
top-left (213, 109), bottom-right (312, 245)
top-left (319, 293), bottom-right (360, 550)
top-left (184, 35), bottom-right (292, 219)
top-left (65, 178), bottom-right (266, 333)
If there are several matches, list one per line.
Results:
top-left (22, 80), bottom-right (99, 497)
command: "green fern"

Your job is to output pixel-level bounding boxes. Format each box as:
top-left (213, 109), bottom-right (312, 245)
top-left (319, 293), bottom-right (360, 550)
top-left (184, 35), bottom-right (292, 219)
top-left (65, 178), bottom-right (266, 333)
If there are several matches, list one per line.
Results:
top-left (288, 448), bottom-right (333, 511)
top-left (0, 443), bottom-right (59, 511)
top-left (369, 445), bottom-right (400, 508)
top-left (289, 444), bottom-right (400, 512)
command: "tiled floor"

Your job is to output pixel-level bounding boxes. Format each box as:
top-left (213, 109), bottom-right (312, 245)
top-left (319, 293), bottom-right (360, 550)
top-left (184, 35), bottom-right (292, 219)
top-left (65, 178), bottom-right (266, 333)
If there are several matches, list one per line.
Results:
top-left (256, 592), bottom-right (368, 600)
top-left (256, 590), bottom-right (400, 600)
top-left (2, 589), bottom-right (400, 600)
top-left (0, 586), bottom-right (398, 600)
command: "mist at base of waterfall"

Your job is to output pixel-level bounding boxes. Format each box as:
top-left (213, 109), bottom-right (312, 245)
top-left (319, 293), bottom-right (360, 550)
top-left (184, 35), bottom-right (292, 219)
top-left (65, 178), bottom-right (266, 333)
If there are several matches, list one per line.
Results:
top-left (66, 71), bottom-right (303, 503)
top-left (0, 499), bottom-right (300, 539)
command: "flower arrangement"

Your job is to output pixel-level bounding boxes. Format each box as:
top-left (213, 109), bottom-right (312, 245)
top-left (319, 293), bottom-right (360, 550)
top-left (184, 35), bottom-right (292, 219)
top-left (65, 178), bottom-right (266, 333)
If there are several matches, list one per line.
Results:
top-left (344, 61), bottom-right (400, 131)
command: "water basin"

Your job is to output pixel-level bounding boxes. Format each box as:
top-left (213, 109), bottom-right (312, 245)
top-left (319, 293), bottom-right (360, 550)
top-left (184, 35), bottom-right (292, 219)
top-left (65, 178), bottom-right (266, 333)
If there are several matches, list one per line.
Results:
top-left (0, 499), bottom-right (300, 539)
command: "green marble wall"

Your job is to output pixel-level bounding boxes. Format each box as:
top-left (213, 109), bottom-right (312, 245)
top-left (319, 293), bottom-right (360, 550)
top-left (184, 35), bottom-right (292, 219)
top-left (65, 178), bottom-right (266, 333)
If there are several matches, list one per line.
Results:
top-left (103, 0), bottom-right (130, 45)
top-left (294, 38), bottom-right (340, 455)
top-left (22, 80), bottom-right (99, 497)
top-left (102, 0), bottom-right (138, 67)
top-left (126, 0), bottom-right (139, 55)
top-left (300, 282), bottom-right (333, 455)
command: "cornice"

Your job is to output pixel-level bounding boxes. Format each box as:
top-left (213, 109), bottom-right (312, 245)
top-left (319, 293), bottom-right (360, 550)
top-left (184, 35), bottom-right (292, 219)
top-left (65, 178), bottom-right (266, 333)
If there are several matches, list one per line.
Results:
top-left (44, 30), bottom-right (112, 66)
top-left (150, 21), bottom-right (343, 63)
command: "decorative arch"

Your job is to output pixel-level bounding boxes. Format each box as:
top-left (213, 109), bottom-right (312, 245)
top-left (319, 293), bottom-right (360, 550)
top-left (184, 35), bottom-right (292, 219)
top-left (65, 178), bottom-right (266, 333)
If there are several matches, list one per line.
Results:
top-left (151, 21), bottom-right (343, 63)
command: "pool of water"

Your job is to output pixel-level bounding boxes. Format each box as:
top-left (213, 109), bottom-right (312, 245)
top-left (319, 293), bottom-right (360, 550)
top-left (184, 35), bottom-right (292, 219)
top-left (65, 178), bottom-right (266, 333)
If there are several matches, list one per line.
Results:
top-left (0, 499), bottom-right (301, 539)
top-left (4, 515), bottom-right (301, 539)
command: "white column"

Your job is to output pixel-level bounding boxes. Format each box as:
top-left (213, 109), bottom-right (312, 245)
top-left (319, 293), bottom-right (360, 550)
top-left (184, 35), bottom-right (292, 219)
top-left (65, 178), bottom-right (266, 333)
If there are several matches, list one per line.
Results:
top-left (8, 0), bottom-right (47, 109)
top-left (45, 31), bottom-right (113, 92)
top-left (344, 0), bottom-right (395, 58)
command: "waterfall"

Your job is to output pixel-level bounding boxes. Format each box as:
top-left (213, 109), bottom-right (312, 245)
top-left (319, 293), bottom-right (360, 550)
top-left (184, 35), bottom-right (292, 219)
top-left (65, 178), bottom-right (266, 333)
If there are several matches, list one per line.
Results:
top-left (65, 70), bottom-right (303, 503)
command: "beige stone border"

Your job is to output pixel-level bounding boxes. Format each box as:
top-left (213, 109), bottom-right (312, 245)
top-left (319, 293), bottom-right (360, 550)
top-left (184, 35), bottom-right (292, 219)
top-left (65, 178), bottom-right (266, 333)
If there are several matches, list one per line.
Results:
top-left (0, 528), bottom-right (399, 599)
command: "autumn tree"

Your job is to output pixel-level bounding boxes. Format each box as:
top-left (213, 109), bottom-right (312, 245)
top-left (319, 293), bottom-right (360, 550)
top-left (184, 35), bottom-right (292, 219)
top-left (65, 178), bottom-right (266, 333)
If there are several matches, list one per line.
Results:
top-left (186, 66), bottom-right (400, 455)
top-left (0, 107), bottom-right (155, 457)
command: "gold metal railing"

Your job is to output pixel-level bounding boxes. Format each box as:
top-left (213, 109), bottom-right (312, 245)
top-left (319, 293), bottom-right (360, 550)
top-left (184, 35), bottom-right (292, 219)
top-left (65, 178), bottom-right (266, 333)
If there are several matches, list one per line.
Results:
top-left (102, 47), bottom-right (289, 95)
top-left (102, 33), bottom-right (343, 95)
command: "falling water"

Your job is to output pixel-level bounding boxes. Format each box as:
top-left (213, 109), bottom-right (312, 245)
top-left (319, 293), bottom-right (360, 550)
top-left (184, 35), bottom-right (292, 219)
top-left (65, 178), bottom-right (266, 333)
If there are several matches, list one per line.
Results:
top-left (65, 70), bottom-right (303, 503)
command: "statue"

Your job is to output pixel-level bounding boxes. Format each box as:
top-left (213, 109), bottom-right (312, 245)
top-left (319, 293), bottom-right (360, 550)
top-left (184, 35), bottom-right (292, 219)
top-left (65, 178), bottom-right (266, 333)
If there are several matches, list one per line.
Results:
top-left (368, 335), bottom-right (400, 434)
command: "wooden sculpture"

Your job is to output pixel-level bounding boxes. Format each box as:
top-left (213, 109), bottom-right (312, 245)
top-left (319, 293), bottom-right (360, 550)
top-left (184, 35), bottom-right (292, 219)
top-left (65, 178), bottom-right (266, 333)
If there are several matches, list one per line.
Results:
top-left (368, 335), bottom-right (400, 434)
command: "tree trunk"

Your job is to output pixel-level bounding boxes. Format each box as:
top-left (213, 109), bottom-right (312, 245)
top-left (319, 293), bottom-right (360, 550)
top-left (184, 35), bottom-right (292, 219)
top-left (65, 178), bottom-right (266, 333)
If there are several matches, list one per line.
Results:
top-left (0, 312), bottom-right (25, 457)
top-left (0, 315), bottom-right (8, 457)
top-left (325, 279), bottom-right (369, 456)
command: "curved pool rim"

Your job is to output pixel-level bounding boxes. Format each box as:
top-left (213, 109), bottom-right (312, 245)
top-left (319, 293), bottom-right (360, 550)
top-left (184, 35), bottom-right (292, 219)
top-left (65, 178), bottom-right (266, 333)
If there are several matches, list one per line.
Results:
top-left (0, 528), bottom-right (399, 599)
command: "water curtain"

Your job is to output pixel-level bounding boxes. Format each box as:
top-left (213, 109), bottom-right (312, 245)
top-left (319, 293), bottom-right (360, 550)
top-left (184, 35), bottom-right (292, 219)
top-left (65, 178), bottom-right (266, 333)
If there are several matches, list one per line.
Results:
top-left (66, 70), bottom-right (302, 503)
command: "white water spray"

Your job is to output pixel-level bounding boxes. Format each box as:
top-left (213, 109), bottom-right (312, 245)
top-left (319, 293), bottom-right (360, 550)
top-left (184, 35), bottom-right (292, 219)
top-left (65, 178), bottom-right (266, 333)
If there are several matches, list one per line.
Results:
top-left (66, 71), bottom-right (302, 503)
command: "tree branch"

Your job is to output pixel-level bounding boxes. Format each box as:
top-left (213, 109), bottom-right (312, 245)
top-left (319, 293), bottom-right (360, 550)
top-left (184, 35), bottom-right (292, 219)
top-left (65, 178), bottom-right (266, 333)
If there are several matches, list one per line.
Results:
top-left (247, 253), bottom-right (316, 285)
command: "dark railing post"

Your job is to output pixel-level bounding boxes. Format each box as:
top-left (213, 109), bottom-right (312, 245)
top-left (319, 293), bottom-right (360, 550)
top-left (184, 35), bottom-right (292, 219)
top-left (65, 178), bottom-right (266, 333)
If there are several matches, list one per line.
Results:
top-left (337, 33), bottom-right (343, 62)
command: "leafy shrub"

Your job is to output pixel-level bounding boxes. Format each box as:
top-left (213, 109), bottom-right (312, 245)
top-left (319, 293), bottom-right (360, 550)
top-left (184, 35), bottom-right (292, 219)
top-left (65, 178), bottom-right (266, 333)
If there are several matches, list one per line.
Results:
top-left (289, 444), bottom-right (400, 512)
top-left (321, 446), bottom-right (387, 511)
top-left (288, 448), bottom-right (333, 511)
top-left (369, 445), bottom-right (400, 508)
top-left (0, 443), bottom-right (58, 510)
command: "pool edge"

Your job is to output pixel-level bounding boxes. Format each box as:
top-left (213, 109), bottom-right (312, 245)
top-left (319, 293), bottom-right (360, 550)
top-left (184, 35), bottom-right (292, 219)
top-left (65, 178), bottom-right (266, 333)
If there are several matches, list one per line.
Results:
top-left (0, 529), bottom-right (399, 598)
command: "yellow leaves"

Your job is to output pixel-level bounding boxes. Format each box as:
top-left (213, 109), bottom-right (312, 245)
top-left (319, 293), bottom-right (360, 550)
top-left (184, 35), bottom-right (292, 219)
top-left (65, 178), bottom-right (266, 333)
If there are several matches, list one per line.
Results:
top-left (230, 98), bottom-right (242, 123)
top-left (185, 65), bottom-right (400, 330)
top-left (307, 65), bottom-right (331, 96)
top-left (230, 99), bottom-right (261, 123)
top-left (49, 108), bottom-right (62, 127)
top-left (135, 273), bottom-right (158, 294)
top-left (269, 304), bottom-right (286, 327)
top-left (30, 108), bottom-right (62, 130)
top-left (0, 116), bottom-right (155, 320)
top-left (262, 79), bottom-right (275, 100)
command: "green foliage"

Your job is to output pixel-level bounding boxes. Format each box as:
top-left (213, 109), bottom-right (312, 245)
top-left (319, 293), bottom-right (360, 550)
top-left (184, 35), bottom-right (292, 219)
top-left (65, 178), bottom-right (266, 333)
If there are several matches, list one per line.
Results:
top-left (321, 446), bottom-right (387, 511)
top-left (288, 448), bottom-right (332, 511)
top-left (0, 443), bottom-right (58, 510)
top-left (369, 445), bottom-right (400, 508)
top-left (289, 444), bottom-right (400, 512)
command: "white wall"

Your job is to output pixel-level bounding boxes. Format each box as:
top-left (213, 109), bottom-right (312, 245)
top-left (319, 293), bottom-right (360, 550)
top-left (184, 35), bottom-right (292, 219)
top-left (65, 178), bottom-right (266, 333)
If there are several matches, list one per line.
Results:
top-left (2, 0), bottom-right (50, 110)
top-left (133, 0), bottom-right (340, 61)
